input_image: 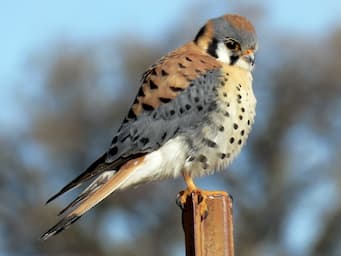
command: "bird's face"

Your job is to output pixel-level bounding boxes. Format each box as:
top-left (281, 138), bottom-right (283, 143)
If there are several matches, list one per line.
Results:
top-left (194, 14), bottom-right (258, 71)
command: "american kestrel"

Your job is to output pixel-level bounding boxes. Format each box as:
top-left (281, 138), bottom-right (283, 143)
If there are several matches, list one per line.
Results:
top-left (42, 14), bottom-right (258, 239)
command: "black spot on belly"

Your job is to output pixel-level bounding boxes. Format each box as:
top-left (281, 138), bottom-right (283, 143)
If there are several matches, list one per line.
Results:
top-left (220, 152), bottom-right (231, 159)
top-left (204, 139), bottom-right (217, 148)
top-left (198, 155), bottom-right (207, 163)
top-left (188, 156), bottom-right (195, 162)
top-left (208, 103), bottom-right (217, 111)
top-left (224, 111), bottom-right (230, 117)
top-left (229, 137), bottom-right (235, 144)
top-left (233, 123), bottom-right (238, 130)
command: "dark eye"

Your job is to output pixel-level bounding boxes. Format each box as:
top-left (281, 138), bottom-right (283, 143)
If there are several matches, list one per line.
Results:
top-left (225, 39), bottom-right (239, 50)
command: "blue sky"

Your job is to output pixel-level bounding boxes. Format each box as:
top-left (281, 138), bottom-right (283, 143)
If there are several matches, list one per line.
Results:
top-left (1, 0), bottom-right (340, 131)
top-left (1, 0), bottom-right (340, 137)
top-left (1, 0), bottom-right (341, 82)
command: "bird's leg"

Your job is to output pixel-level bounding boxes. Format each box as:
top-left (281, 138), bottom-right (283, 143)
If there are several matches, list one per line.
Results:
top-left (176, 172), bottom-right (209, 219)
top-left (176, 171), bottom-right (196, 208)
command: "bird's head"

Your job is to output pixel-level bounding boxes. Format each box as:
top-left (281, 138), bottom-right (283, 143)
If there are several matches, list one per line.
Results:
top-left (194, 14), bottom-right (258, 71)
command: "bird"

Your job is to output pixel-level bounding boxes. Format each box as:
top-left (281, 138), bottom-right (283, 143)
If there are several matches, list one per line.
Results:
top-left (41, 14), bottom-right (258, 240)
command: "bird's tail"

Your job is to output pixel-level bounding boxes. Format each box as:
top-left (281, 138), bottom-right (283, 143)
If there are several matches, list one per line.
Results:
top-left (41, 156), bottom-right (145, 240)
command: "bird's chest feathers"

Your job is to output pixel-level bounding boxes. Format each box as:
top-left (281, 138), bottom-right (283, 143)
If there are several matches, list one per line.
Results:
top-left (187, 66), bottom-right (256, 176)
top-left (215, 66), bottom-right (256, 154)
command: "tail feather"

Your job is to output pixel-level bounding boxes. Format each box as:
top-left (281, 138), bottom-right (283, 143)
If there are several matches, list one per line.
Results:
top-left (45, 153), bottom-right (108, 204)
top-left (41, 156), bottom-right (145, 240)
top-left (70, 156), bottom-right (144, 216)
top-left (58, 171), bottom-right (115, 216)
top-left (41, 215), bottom-right (81, 240)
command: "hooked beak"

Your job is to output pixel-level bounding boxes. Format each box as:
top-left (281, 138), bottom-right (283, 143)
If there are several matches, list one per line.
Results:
top-left (242, 49), bottom-right (255, 66)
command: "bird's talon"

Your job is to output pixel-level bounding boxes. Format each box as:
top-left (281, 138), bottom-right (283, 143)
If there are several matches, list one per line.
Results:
top-left (201, 207), bottom-right (209, 221)
top-left (197, 194), bottom-right (209, 220)
top-left (176, 190), bottom-right (187, 210)
top-left (177, 188), bottom-right (210, 219)
top-left (197, 193), bottom-right (204, 204)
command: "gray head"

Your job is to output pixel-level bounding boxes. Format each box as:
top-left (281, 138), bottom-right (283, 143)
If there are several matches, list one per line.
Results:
top-left (194, 14), bottom-right (258, 71)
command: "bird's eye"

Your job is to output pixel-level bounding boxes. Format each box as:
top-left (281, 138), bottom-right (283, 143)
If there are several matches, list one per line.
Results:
top-left (224, 39), bottom-right (239, 50)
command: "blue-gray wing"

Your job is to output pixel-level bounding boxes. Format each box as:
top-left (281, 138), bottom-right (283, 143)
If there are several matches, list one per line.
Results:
top-left (107, 69), bottom-right (221, 161)
top-left (46, 68), bottom-right (222, 203)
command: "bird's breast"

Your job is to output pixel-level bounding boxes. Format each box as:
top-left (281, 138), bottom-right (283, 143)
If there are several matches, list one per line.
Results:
top-left (184, 66), bottom-right (256, 177)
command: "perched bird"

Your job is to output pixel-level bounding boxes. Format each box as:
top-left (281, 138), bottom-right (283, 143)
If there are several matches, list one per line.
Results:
top-left (41, 14), bottom-right (258, 239)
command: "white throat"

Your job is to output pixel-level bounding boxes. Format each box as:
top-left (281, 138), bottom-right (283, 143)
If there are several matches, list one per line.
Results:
top-left (235, 57), bottom-right (254, 71)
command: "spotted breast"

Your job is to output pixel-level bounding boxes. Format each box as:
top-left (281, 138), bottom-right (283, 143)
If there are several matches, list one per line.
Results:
top-left (183, 64), bottom-right (256, 178)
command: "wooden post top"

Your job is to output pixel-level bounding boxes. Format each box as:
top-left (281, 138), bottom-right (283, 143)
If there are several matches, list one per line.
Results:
top-left (181, 191), bottom-right (234, 256)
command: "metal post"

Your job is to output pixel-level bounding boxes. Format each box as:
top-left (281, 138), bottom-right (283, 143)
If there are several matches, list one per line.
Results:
top-left (181, 191), bottom-right (234, 256)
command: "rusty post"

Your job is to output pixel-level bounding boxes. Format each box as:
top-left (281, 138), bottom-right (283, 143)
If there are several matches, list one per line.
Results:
top-left (181, 191), bottom-right (234, 256)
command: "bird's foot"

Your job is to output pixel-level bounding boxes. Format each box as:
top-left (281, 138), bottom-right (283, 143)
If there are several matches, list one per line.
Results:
top-left (176, 188), bottom-right (210, 220)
